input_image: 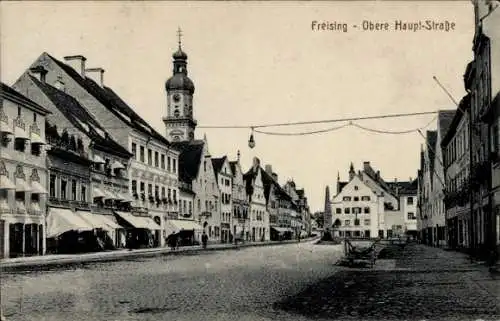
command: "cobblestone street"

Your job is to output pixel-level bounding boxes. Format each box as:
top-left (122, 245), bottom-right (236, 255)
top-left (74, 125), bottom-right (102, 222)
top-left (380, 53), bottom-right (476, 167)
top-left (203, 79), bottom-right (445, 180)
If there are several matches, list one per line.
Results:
top-left (1, 241), bottom-right (343, 321)
top-left (276, 243), bottom-right (500, 321)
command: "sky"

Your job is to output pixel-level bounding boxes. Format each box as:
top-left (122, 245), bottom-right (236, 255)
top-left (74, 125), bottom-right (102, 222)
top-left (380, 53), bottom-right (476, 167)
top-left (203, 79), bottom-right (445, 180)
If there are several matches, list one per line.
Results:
top-left (1, 1), bottom-right (475, 212)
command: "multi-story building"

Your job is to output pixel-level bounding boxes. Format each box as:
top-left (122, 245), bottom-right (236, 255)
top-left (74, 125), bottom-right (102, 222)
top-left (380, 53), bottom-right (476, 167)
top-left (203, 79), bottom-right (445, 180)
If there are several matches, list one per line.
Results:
top-left (477, 0), bottom-right (500, 259)
top-left (229, 151), bottom-right (250, 241)
top-left (16, 52), bottom-right (170, 246)
top-left (163, 41), bottom-right (220, 243)
top-left (212, 156), bottom-right (233, 243)
top-left (296, 188), bottom-right (311, 237)
top-left (332, 171), bottom-right (380, 238)
top-left (243, 157), bottom-right (269, 242)
top-left (283, 180), bottom-right (303, 238)
top-left (14, 70), bottom-right (134, 250)
top-left (388, 179), bottom-right (419, 238)
top-left (442, 95), bottom-right (472, 250)
top-left (472, 0), bottom-right (500, 260)
top-left (0, 83), bottom-right (51, 258)
top-left (417, 111), bottom-right (455, 247)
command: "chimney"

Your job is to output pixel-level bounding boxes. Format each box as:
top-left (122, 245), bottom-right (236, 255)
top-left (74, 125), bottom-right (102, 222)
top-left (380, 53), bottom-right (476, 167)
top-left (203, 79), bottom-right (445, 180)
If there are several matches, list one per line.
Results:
top-left (64, 55), bottom-right (87, 77)
top-left (85, 67), bottom-right (105, 87)
top-left (394, 178), bottom-right (398, 183)
top-left (265, 164), bottom-right (273, 175)
top-left (237, 150), bottom-right (240, 162)
top-left (272, 172), bottom-right (278, 181)
top-left (252, 157), bottom-right (260, 172)
top-left (363, 161), bottom-right (370, 171)
top-left (54, 76), bottom-right (65, 92)
top-left (29, 66), bottom-right (48, 83)
top-left (376, 170), bottom-right (380, 179)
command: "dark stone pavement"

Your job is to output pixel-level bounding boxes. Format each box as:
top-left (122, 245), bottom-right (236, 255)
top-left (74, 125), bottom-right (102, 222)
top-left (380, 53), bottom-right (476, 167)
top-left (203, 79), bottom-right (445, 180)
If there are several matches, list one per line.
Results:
top-left (274, 243), bottom-right (500, 321)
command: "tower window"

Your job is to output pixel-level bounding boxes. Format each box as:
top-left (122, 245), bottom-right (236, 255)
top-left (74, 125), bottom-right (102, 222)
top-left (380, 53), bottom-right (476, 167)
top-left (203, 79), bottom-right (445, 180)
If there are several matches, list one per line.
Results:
top-left (174, 110), bottom-right (180, 117)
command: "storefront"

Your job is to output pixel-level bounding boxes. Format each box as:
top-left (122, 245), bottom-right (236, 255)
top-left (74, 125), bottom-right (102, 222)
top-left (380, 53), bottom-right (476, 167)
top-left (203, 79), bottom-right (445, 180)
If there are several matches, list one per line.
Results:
top-left (114, 211), bottom-right (161, 248)
top-left (164, 219), bottom-right (203, 246)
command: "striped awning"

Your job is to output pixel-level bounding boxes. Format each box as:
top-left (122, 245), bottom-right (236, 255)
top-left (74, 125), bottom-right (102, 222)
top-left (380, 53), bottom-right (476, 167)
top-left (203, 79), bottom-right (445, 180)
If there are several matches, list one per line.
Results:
top-left (93, 188), bottom-right (105, 198)
top-left (15, 178), bottom-right (31, 192)
top-left (30, 132), bottom-right (46, 145)
top-left (46, 207), bottom-right (94, 238)
top-left (14, 126), bottom-right (29, 140)
top-left (31, 181), bottom-right (48, 194)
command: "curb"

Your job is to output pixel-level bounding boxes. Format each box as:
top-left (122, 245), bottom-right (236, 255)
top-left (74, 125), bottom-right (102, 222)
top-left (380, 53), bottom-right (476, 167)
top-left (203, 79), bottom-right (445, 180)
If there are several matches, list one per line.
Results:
top-left (0, 237), bottom-right (319, 272)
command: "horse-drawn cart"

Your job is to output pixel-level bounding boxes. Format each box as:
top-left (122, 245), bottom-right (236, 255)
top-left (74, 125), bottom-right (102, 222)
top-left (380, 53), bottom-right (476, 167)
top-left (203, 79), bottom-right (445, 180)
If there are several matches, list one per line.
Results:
top-left (342, 238), bottom-right (382, 268)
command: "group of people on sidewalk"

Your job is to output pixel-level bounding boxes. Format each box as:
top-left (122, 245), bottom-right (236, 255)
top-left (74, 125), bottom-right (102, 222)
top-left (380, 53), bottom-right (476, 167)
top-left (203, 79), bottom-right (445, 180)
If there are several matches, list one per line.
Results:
top-left (166, 231), bottom-right (209, 250)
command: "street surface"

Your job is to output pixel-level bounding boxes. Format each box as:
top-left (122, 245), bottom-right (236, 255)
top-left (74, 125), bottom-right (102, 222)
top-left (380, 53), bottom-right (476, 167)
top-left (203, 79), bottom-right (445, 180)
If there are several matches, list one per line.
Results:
top-left (1, 240), bottom-right (342, 321)
top-left (2, 241), bottom-right (499, 321)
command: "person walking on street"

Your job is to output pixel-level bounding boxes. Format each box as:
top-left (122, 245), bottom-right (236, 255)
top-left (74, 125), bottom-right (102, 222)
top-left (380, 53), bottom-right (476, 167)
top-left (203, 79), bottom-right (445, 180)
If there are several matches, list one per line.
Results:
top-left (202, 231), bottom-right (208, 249)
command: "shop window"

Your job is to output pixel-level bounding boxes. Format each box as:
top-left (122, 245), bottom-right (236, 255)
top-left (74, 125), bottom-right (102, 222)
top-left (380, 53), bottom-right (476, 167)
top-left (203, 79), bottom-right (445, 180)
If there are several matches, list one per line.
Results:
top-left (14, 139), bottom-right (26, 152)
top-left (31, 143), bottom-right (41, 156)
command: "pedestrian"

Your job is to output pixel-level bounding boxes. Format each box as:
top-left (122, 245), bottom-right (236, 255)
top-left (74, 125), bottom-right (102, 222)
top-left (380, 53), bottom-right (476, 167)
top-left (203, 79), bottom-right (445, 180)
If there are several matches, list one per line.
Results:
top-left (202, 231), bottom-right (208, 249)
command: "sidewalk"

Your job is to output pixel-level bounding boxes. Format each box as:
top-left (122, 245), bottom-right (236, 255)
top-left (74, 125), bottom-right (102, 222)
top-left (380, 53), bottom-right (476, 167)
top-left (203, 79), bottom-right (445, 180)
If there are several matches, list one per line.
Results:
top-left (275, 243), bottom-right (500, 321)
top-left (0, 237), bottom-right (318, 272)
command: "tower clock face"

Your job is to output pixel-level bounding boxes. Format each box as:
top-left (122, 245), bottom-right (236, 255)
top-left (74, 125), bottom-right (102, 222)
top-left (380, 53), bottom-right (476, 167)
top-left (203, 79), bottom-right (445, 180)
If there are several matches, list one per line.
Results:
top-left (173, 94), bottom-right (181, 102)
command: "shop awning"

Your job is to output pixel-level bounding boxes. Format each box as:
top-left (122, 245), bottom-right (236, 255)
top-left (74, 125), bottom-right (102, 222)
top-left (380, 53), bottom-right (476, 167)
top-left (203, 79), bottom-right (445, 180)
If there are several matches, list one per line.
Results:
top-left (115, 211), bottom-right (151, 229)
top-left (103, 190), bottom-right (118, 200)
top-left (140, 216), bottom-right (161, 230)
top-left (15, 178), bottom-right (31, 192)
top-left (46, 207), bottom-right (94, 238)
top-left (165, 219), bottom-right (203, 234)
top-left (0, 175), bottom-right (16, 190)
top-left (14, 126), bottom-right (29, 140)
top-left (93, 188), bottom-right (105, 198)
top-left (93, 154), bottom-right (106, 164)
top-left (116, 192), bottom-right (133, 203)
top-left (97, 214), bottom-right (123, 230)
top-left (271, 227), bottom-right (292, 233)
top-left (0, 120), bottom-right (13, 135)
top-left (111, 161), bottom-right (125, 170)
top-left (75, 211), bottom-right (108, 229)
top-left (31, 181), bottom-right (48, 194)
top-left (30, 132), bottom-right (46, 145)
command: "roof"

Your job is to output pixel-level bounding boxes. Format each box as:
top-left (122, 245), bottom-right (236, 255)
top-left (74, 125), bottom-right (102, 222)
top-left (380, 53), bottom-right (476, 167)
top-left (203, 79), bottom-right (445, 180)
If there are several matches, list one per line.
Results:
top-left (337, 181), bottom-right (348, 194)
top-left (426, 130), bottom-right (438, 181)
top-left (211, 156), bottom-right (226, 174)
top-left (387, 179), bottom-right (418, 195)
top-left (361, 163), bottom-right (396, 198)
top-left (170, 140), bottom-right (204, 183)
top-left (229, 161), bottom-right (237, 176)
top-left (438, 109), bottom-right (456, 139)
top-left (47, 53), bottom-right (172, 147)
top-left (29, 76), bottom-right (132, 158)
top-left (1, 82), bottom-right (51, 115)
top-left (442, 94), bottom-right (471, 147)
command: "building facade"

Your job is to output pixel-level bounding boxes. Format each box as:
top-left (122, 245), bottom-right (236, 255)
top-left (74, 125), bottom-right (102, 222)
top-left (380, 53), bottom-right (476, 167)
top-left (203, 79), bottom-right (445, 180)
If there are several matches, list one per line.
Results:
top-left (243, 158), bottom-right (269, 242)
top-left (16, 52), bottom-right (171, 246)
top-left (212, 156), bottom-right (233, 243)
top-left (0, 83), bottom-right (51, 258)
top-left (229, 152), bottom-right (250, 242)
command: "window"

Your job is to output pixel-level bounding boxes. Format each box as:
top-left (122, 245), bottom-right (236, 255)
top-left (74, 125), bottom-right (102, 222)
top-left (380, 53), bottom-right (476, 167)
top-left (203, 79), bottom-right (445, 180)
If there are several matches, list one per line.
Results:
top-left (33, 113), bottom-right (37, 122)
top-left (173, 190), bottom-right (177, 202)
top-left (61, 179), bottom-right (67, 200)
top-left (354, 185), bottom-right (359, 190)
top-left (71, 179), bottom-right (77, 200)
top-left (361, 196), bottom-right (370, 201)
top-left (17, 106), bottom-right (21, 117)
top-left (352, 207), bottom-right (361, 214)
top-left (344, 207), bottom-right (350, 214)
top-left (354, 219), bottom-right (360, 226)
top-left (154, 151), bottom-right (159, 167)
top-left (31, 144), bottom-right (41, 156)
top-left (148, 184), bottom-right (152, 196)
top-left (14, 139), bottom-right (26, 152)
top-left (407, 197), bottom-right (414, 205)
top-left (344, 220), bottom-right (351, 226)
top-left (173, 159), bottom-right (177, 173)
top-left (81, 185), bottom-right (86, 202)
top-left (189, 201), bottom-right (192, 214)
top-left (155, 185), bottom-right (159, 198)
top-left (407, 212), bottom-right (416, 220)
top-left (364, 207), bottom-right (370, 214)
top-left (336, 208), bottom-right (341, 214)
top-left (204, 161), bottom-right (207, 172)
top-left (132, 180), bottom-right (137, 194)
top-left (198, 199), bottom-right (201, 211)
top-left (131, 143), bottom-right (137, 159)
top-left (147, 149), bottom-right (152, 165)
top-left (140, 182), bottom-right (145, 193)
top-left (364, 219), bottom-right (371, 226)
top-left (342, 196), bottom-right (351, 201)
top-left (49, 174), bottom-right (56, 198)
top-left (140, 146), bottom-right (145, 162)
top-left (167, 157), bottom-right (171, 171)
top-left (161, 154), bottom-right (165, 169)
top-left (354, 196), bottom-right (359, 201)
top-left (161, 187), bottom-right (166, 198)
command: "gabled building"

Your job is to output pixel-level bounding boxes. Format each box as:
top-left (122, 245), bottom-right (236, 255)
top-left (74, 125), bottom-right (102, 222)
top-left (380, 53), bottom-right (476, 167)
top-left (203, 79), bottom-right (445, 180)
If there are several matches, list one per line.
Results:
top-left (0, 83), bottom-right (51, 258)
top-left (14, 71), bottom-right (134, 250)
top-left (243, 157), bottom-right (269, 242)
top-left (417, 110), bottom-right (455, 247)
top-left (283, 180), bottom-right (302, 237)
top-left (14, 52), bottom-right (172, 246)
top-left (229, 151), bottom-right (250, 241)
top-left (212, 155), bottom-right (233, 243)
top-left (387, 178), bottom-right (418, 238)
top-left (442, 95), bottom-right (471, 250)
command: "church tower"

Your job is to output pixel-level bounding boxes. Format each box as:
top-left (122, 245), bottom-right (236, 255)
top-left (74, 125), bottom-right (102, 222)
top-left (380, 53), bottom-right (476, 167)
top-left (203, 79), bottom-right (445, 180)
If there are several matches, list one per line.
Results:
top-left (163, 28), bottom-right (197, 142)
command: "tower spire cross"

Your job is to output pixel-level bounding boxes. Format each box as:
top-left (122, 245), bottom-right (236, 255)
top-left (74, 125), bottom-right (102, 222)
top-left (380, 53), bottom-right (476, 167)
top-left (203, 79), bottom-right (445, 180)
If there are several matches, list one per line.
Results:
top-left (177, 27), bottom-right (183, 49)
